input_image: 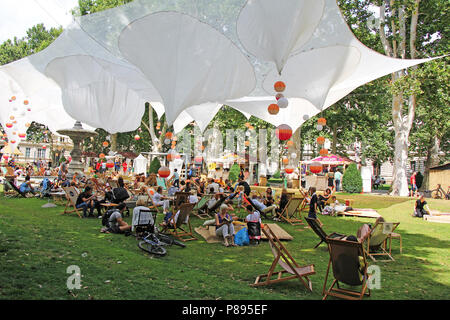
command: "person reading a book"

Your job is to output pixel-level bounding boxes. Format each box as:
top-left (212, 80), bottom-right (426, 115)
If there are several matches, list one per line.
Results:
top-left (215, 204), bottom-right (237, 247)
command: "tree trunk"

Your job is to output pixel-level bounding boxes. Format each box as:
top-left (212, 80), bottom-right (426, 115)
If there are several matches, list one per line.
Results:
top-left (110, 133), bottom-right (117, 152)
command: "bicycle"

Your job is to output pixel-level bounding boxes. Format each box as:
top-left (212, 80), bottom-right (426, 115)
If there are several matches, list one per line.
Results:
top-left (429, 184), bottom-right (450, 200)
top-left (135, 209), bottom-right (186, 257)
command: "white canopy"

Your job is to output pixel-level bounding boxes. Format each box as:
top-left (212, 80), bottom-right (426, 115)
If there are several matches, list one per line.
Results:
top-left (0, 0), bottom-right (437, 137)
top-left (133, 154), bottom-right (147, 175)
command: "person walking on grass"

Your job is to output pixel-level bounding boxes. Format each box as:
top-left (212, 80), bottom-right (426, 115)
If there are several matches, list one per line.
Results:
top-left (410, 171), bottom-right (418, 197)
top-left (334, 169), bottom-right (342, 192)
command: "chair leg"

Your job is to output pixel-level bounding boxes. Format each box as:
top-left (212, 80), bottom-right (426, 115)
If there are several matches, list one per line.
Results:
top-left (314, 240), bottom-right (323, 249)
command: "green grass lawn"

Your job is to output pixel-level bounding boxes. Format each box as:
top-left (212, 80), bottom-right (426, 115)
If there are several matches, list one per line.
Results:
top-left (0, 193), bottom-right (449, 300)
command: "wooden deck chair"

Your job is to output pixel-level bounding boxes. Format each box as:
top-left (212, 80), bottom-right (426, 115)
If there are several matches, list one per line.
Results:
top-left (277, 197), bottom-right (303, 225)
top-left (322, 238), bottom-right (371, 300)
top-left (252, 224), bottom-right (315, 291)
top-left (3, 178), bottom-right (27, 198)
top-left (299, 188), bottom-right (310, 212)
top-left (62, 186), bottom-right (83, 218)
top-left (365, 221), bottom-right (400, 262)
top-left (156, 177), bottom-right (167, 190)
top-left (174, 192), bottom-right (190, 211)
top-left (161, 203), bottom-right (197, 241)
top-left (193, 194), bottom-right (214, 219)
top-left (305, 217), bottom-right (345, 248)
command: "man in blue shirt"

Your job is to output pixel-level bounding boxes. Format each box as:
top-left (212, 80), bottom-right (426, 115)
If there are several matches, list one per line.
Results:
top-left (250, 194), bottom-right (277, 219)
top-left (173, 168), bottom-right (180, 187)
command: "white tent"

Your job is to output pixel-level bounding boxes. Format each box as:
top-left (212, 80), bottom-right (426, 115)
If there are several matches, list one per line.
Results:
top-left (133, 154), bottom-right (148, 175)
top-left (0, 0), bottom-right (438, 136)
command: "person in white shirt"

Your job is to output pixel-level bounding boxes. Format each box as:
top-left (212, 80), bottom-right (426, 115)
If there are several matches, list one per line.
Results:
top-left (152, 186), bottom-right (170, 214)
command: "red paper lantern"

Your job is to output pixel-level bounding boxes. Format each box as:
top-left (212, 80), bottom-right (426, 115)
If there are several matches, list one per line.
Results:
top-left (134, 135), bottom-right (141, 141)
top-left (309, 162), bottom-right (322, 174)
top-left (165, 132), bottom-right (173, 139)
top-left (275, 124), bottom-right (292, 141)
top-left (316, 136), bottom-right (325, 145)
top-left (285, 166), bottom-right (294, 174)
top-left (106, 161), bottom-right (115, 169)
top-left (6, 123), bottom-right (13, 128)
top-left (268, 103), bottom-right (279, 115)
top-left (18, 133), bottom-right (26, 138)
top-left (10, 140), bottom-right (16, 144)
top-left (43, 146), bottom-right (47, 149)
top-left (102, 141), bottom-right (109, 147)
top-left (274, 81), bottom-right (286, 92)
top-left (318, 118), bottom-right (327, 126)
top-left (158, 166), bottom-right (171, 178)
top-left (320, 148), bottom-right (328, 156)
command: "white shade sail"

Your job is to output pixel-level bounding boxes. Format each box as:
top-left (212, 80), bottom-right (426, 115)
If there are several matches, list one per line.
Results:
top-left (0, 0), bottom-right (438, 137)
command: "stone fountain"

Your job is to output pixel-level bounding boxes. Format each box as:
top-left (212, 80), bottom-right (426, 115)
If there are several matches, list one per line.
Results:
top-left (57, 121), bottom-right (98, 179)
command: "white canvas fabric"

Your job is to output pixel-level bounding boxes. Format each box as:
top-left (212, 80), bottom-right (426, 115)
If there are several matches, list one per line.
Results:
top-left (0, 0), bottom-right (438, 137)
top-left (133, 154), bottom-right (147, 175)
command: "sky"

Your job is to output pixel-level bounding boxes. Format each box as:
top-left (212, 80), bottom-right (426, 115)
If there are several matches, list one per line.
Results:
top-left (0, 0), bottom-right (78, 42)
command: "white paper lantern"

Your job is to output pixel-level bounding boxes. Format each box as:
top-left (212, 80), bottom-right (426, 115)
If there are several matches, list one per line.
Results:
top-left (164, 138), bottom-right (171, 145)
top-left (317, 124), bottom-right (323, 131)
top-left (291, 153), bottom-right (297, 159)
top-left (277, 97), bottom-right (289, 109)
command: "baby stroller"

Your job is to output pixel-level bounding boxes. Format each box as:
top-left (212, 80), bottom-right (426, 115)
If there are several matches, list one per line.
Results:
top-left (40, 178), bottom-right (53, 198)
top-left (247, 221), bottom-right (261, 245)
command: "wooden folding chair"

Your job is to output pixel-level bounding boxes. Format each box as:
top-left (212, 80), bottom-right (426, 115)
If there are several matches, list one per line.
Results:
top-left (174, 192), bottom-right (190, 211)
top-left (299, 188), bottom-right (310, 212)
top-left (323, 237), bottom-right (371, 300)
top-left (252, 224), bottom-right (315, 291)
top-left (277, 197), bottom-right (303, 225)
top-left (365, 221), bottom-right (400, 262)
top-left (305, 217), bottom-right (345, 248)
top-left (3, 178), bottom-right (27, 198)
top-left (62, 186), bottom-right (83, 218)
top-left (193, 194), bottom-right (214, 219)
top-left (161, 203), bottom-right (197, 242)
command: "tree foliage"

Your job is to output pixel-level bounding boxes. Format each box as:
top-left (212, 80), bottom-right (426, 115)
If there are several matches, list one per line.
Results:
top-left (342, 163), bottom-right (363, 193)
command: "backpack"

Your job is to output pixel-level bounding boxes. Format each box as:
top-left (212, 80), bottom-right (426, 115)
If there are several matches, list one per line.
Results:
top-left (112, 187), bottom-right (129, 203)
top-left (234, 227), bottom-right (250, 246)
top-left (102, 209), bottom-right (117, 227)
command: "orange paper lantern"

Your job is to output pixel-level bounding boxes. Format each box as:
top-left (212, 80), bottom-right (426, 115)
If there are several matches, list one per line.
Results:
top-left (23, 100), bottom-right (29, 105)
top-left (167, 151), bottom-right (176, 162)
top-left (158, 166), bottom-right (171, 178)
top-left (99, 153), bottom-right (105, 159)
top-left (319, 148), bottom-right (328, 156)
top-left (286, 140), bottom-right (294, 147)
top-left (102, 141), bottom-right (109, 147)
top-left (18, 133), bottom-right (26, 138)
top-left (10, 116), bottom-right (15, 120)
top-left (245, 140), bottom-right (250, 147)
top-left (10, 140), bottom-right (16, 144)
top-left (245, 122), bottom-right (251, 128)
top-left (275, 124), bottom-right (292, 141)
top-left (134, 135), bottom-right (141, 141)
top-left (282, 157), bottom-right (289, 165)
top-left (316, 136), bottom-right (325, 145)
top-left (318, 118), bottom-right (327, 126)
top-left (310, 162), bottom-right (322, 174)
top-left (6, 123), bottom-right (13, 128)
top-left (274, 81), bottom-right (286, 92)
top-left (268, 103), bottom-right (279, 115)
top-left (11, 96), bottom-right (16, 101)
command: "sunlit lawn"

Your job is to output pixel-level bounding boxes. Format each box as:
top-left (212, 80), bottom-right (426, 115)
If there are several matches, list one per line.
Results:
top-left (0, 192), bottom-right (449, 300)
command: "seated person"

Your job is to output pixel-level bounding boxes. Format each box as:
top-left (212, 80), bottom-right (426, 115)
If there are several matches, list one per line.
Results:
top-left (19, 175), bottom-right (36, 195)
top-left (215, 204), bottom-right (237, 247)
top-left (343, 234), bottom-right (366, 281)
top-left (276, 188), bottom-right (289, 215)
top-left (152, 186), bottom-right (170, 215)
top-left (106, 203), bottom-right (131, 234)
top-left (162, 191), bottom-right (199, 226)
top-left (198, 191), bottom-right (223, 215)
top-left (244, 205), bottom-right (262, 245)
top-left (318, 188), bottom-right (332, 212)
top-left (75, 186), bottom-right (96, 218)
top-left (263, 187), bottom-right (275, 206)
top-left (207, 178), bottom-right (220, 193)
top-left (327, 196), bottom-right (353, 215)
top-left (413, 195), bottom-right (430, 217)
top-left (235, 178), bottom-right (251, 197)
top-left (250, 193), bottom-right (277, 219)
